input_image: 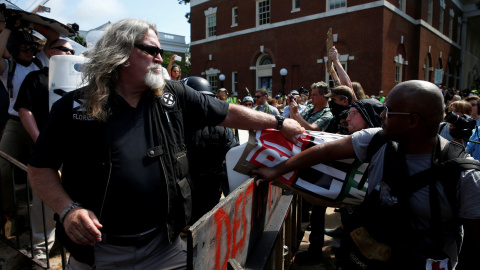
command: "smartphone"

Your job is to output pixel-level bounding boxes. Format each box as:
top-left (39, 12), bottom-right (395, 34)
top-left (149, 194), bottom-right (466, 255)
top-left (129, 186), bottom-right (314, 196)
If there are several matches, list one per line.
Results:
top-left (39, 6), bottom-right (51, 12)
top-left (174, 56), bottom-right (182, 61)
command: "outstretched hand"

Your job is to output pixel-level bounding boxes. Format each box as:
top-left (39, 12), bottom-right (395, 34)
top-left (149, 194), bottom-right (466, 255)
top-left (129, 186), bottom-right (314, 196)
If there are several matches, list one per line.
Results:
top-left (281, 118), bottom-right (304, 143)
top-left (252, 165), bottom-right (283, 186)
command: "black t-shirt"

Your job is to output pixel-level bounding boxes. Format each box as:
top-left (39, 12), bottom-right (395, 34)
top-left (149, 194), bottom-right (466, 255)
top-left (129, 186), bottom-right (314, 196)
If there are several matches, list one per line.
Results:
top-left (29, 81), bottom-right (229, 234)
top-left (13, 68), bottom-right (50, 130)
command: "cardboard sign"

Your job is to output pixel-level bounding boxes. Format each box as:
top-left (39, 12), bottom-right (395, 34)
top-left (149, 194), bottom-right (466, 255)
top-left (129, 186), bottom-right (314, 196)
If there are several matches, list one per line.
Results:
top-left (234, 129), bottom-right (368, 207)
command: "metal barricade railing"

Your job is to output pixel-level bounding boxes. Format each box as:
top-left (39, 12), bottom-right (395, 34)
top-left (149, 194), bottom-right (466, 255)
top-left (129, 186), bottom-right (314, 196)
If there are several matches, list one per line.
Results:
top-left (0, 150), bottom-right (66, 270)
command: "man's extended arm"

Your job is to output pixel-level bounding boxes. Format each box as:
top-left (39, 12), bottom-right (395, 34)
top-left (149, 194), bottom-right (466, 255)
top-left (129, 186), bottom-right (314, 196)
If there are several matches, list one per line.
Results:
top-left (329, 46), bottom-right (356, 101)
top-left (219, 103), bottom-right (304, 143)
top-left (18, 108), bottom-right (39, 142)
top-left (28, 166), bottom-right (102, 246)
top-left (253, 135), bottom-right (356, 183)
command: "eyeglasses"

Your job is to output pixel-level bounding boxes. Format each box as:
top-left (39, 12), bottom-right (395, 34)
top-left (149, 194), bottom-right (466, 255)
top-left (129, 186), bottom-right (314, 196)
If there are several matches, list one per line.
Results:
top-left (19, 45), bottom-right (38, 54)
top-left (383, 105), bottom-right (426, 121)
top-left (51, 46), bottom-right (75, 55)
top-left (134, 44), bottom-right (163, 57)
top-left (172, 70), bottom-right (181, 73)
top-left (255, 95), bottom-right (263, 99)
top-left (244, 103), bottom-right (253, 107)
top-left (347, 111), bottom-right (358, 117)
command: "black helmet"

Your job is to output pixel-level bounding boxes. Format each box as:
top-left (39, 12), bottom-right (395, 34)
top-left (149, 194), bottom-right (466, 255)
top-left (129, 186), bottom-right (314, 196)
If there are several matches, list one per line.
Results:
top-left (7, 30), bottom-right (39, 58)
top-left (181, 76), bottom-right (214, 96)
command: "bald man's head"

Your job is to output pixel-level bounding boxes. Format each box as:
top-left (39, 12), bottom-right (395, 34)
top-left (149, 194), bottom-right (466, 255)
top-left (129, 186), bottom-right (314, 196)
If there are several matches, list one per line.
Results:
top-left (389, 80), bottom-right (444, 128)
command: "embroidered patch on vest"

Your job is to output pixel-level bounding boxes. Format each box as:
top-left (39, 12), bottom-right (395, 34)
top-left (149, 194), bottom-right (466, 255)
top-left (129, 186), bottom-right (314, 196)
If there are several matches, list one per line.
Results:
top-left (161, 92), bottom-right (176, 108)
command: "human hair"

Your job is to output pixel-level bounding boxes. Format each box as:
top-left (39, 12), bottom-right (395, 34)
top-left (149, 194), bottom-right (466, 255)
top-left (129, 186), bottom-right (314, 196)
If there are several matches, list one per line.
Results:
top-left (352, 82), bottom-right (366, 99)
top-left (268, 98), bottom-right (277, 106)
top-left (81, 19), bottom-right (157, 122)
top-left (449, 100), bottom-right (472, 115)
top-left (310, 81), bottom-right (329, 94)
top-left (464, 95), bottom-right (480, 104)
top-left (256, 89), bottom-right (268, 97)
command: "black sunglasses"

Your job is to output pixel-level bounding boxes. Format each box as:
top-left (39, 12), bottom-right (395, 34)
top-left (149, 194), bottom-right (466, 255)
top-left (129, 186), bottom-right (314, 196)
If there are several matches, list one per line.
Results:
top-left (135, 44), bottom-right (163, 57)
top-left (51, 46), bottom-right (75, 55)
top-left (19, 45), bottom-right (38, 55)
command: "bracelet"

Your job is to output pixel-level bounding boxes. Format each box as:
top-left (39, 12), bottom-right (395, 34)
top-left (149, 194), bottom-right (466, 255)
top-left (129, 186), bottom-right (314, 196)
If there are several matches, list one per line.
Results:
top-left (60, 202), bottom-right (81, 224)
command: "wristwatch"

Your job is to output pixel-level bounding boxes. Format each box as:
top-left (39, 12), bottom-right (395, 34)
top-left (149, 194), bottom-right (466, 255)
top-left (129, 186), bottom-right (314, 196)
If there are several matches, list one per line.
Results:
top-left (60, 202), bottom-right (81, 224)
top-left (275, 115), bottom-right (285, 130)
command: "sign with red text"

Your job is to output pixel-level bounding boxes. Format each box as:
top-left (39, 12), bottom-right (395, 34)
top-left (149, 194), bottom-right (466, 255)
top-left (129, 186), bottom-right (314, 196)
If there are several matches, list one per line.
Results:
top-left (187, 178), bottom-right (283, 270)
top-left (240, 129), bottom-right (368, 206)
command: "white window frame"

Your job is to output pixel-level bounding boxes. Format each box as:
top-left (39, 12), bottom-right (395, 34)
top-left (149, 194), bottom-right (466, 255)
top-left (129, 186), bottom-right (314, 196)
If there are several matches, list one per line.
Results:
top-left (256, 0), bottom-right (270, 26)
top-left (292, 0), bottom-right (300, 13)
top-left (232, 7), bottom-right (238, 27)
top-left (427, 0), bottom-right (433, 25)
top-left (327, 0), bottom-right (346, 11)
top-left (399, 0), bottom-right (406, 12)
top-left (394, 54), bottom-right (404, 85)
top-left (207, 75), bottom-right (218, 92)
top-left (206, 14), bottom-right (216, 37)
top-left (326, 62), bottom-right (347, 88)
top-left (232, 72), bottom-right (238, 94)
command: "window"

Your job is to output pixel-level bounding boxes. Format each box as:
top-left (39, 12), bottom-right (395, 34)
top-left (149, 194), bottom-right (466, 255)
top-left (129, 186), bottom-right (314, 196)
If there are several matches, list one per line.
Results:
top-left (208, 75), bottom-right (218, 92)
top-left (292, 0), bottom-right (300, 12)
top-left (457, 18), bottom-right (461, 44)
top-left (257, 0), bottom-right (270, 26)
top-left (439, 7), bottom-right (444, 33)
top-left (326, 63), bottom-right (347, 88)
top-left (424, 56), bottom-right (431, 81)
top-left (448, 16), bottom-right (453, 39)
top-left (395, 64), bottom-right (403, 85)
top-left (427, 0), bottom-right (433, 25)
top-left (399, 0), bottom-right (406, 12)
top-left (232, 7), bottom-right (238, 27)
top-left (232, 72), bottom-right (238, 93)
top-left (207, 15), bottom-right (216, 37)
top-left (329, 0), bottom-right (346, 10)
top-left (259, 55), bottom-right (272, 65)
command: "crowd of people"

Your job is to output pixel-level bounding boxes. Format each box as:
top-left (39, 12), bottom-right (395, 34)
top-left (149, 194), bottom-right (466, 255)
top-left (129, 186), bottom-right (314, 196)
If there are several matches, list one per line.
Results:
top-left (0, 9), bottom-right (478, 270)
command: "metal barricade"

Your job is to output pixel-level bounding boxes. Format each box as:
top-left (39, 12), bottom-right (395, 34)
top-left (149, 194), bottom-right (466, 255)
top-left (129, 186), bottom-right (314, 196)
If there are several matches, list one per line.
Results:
top-left (0, 150), bottom-right (66, 270)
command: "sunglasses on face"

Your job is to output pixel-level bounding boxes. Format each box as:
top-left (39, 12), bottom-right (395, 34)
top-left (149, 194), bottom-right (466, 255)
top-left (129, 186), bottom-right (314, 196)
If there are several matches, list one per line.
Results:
top-left (134, 44), bottom-right (163, 57)
top-left (255, 95), bottom-right (263, 99)
top-left (172, 70), bottom-right (181, 73)
top-left (51, 46), bottom-right (75, 55)
top-left (383, 105), bottom-right (426, 121)
top-left (244, 103), bottom-right (253, 107)
top-left (19, 45), bottom-right (38, 54)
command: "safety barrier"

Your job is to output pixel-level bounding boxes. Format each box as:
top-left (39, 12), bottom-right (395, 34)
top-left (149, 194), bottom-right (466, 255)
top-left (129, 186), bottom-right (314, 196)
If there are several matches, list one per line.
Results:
top-left (0, 150), bottom-right (66, 270)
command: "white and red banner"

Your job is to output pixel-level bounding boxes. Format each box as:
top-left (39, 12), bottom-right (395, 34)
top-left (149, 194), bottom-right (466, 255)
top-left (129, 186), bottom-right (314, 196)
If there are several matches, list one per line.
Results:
top-left (238, 129), bottom-right (369, 206)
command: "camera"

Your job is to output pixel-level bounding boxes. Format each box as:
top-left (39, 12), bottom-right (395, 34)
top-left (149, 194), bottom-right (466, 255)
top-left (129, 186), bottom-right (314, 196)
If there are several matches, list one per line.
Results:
top-left (443, 112), bottom-right (476, 140)
top-left (289, 95), bottom-right (294, 102)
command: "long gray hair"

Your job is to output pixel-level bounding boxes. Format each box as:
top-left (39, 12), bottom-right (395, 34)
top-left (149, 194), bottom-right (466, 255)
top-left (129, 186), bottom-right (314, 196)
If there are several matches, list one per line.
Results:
top-left (82, 18), bottom-right (158, 122)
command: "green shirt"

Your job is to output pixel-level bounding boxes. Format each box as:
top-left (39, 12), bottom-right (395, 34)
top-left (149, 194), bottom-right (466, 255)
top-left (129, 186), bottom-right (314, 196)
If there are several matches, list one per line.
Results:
top-left (300, 104), bottom-right (333, 130)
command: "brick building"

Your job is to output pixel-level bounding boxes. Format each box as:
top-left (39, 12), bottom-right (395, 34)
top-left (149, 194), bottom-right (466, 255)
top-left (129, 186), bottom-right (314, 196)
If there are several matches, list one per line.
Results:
top-left (190, 0), bottom-right (480, 98)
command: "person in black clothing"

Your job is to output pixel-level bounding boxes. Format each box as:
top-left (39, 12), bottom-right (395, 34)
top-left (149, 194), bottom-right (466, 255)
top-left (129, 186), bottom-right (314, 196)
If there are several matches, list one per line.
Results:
top-left (27, 19), bottom-right (304, 269)
top-left (182, 76), bottom-right (239, 224)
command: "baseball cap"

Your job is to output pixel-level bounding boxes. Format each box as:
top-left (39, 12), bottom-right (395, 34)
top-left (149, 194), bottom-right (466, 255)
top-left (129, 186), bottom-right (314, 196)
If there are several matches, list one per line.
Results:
top-left (218, 88), bottom-right (227, 93)
top-left (243, 96), bottom-right (254, 103)
top-left (290, 90), bottom-right (300, 95)
top-left (325, 86), bottom-right (353, 103)
top-left (275, 95), bottom-right (281, 99)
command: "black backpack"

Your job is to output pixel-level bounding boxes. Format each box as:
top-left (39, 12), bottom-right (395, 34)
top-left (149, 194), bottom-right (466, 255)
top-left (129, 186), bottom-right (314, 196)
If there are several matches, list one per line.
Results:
top-left (337, 130), bottom-right (480, 270)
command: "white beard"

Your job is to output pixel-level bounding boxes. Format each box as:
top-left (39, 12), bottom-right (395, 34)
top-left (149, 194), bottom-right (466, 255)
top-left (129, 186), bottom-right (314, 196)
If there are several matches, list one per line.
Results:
top-left (145, 64), bottom-right (166, 90)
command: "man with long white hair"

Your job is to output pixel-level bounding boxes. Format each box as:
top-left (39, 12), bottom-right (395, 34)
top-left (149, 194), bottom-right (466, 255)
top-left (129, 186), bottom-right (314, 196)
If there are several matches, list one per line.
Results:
top-left (27, 18), bottom-right (303, 269)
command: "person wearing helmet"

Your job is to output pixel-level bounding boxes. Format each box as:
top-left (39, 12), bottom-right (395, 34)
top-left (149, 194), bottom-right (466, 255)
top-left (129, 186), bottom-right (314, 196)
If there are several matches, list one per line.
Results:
top-left (217, 87), bottom-right (228, 101)
top-left (243, 96), bottom-right (254, 108)
top-left (182, 77), bottom-right (239, 224)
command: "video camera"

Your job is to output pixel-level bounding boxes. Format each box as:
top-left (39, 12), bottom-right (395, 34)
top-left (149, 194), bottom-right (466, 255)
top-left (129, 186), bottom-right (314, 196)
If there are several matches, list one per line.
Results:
top-left (444, 111), bottom-right (476, 140)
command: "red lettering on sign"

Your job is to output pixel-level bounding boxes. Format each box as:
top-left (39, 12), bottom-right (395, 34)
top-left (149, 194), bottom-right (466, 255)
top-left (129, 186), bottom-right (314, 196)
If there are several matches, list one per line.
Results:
top-left (214, 209), bottom-right (232, 270)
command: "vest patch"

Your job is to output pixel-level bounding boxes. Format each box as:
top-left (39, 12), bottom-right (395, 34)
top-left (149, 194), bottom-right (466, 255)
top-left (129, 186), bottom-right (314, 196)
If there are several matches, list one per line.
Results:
top-left (161, 92), bottom-right (176, 108)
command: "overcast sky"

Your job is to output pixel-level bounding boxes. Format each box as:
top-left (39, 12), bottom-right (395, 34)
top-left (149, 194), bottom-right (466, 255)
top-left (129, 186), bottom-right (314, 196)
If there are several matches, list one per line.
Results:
top-left (7, 0), bottom-right (192, 43)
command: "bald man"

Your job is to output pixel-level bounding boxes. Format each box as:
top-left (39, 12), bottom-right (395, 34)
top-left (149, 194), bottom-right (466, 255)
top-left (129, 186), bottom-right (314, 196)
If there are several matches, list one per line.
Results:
top-left (254, 80), bottom-right (480, 269)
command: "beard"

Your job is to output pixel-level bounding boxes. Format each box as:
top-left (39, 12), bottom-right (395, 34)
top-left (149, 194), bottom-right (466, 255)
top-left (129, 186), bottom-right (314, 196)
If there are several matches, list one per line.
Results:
top-left (145, 64), bottom-right (166, 96)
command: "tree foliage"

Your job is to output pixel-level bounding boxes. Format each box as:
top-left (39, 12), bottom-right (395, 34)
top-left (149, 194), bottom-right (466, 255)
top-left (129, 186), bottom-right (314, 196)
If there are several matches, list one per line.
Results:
top-left (177, 0), bottom-right (191, 23)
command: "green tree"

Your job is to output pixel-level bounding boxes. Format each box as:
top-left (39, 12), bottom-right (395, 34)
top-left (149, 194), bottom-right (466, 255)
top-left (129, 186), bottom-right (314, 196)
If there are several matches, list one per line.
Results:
top-left (162, 51), bottom-right (191, 79)
top-left (178, 0), bottom-right (191, 23)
